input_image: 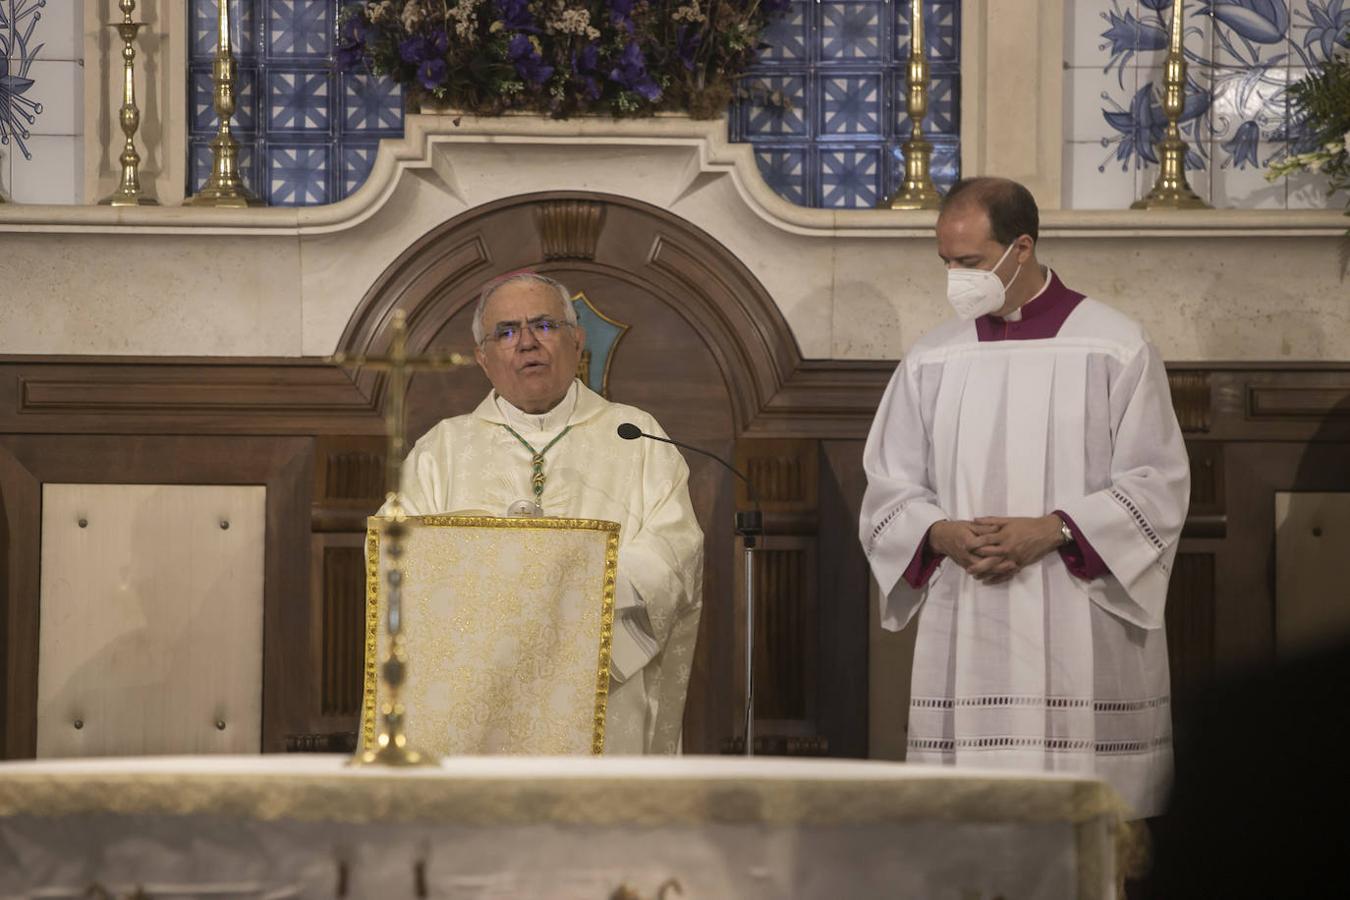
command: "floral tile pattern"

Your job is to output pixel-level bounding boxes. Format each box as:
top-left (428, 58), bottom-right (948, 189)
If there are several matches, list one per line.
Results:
top-left (1, 0), bottom-right (49, 164)
top-left (2, 0), bottom-right (87, 203)
top-left (731, 0), bottom-right (963, 208)
top-left (1064, 0), bottom-right (1350, 209)
top-left (188, 0), bottom-right (403, 206)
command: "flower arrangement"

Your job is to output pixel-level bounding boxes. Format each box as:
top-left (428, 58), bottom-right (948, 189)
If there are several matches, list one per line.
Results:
top-left (1267, 37), bottom-right (1350, 222)
top-left (337, 0), bottom-right (790, 119)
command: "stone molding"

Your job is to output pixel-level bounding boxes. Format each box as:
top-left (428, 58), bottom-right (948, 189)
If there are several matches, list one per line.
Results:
top-left (5, 114), bottom-right (1344, 237)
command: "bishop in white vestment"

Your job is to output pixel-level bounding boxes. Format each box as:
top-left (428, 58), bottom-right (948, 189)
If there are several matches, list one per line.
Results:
top-left (861, 178), bottom-right (1190, 817)
top-left (397, 273), bottom-right (704, 755)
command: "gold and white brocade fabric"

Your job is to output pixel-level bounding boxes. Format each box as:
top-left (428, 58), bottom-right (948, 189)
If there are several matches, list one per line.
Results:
top-left (396, 383), bottom-right (705, 754)
top-left (362, 516), bottom-right (618, 755)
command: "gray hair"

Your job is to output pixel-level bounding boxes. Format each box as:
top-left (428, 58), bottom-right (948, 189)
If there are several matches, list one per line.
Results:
top-left (471, 272), bottom-right (578, 344)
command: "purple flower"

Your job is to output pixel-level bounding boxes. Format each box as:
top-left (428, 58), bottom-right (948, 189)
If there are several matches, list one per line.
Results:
top-left (418, 58), bottom-right (449, 90)
top-left (399, 36), bottom-right (431, 63)
top-left (575, 43), bottom-right (599, 75)
top-left (334, 12), bottom-right (369, 69)
top-left (675, 26), bottom-right (701, 71)
top-left (495, 0), bottom-right (537, 32)
top-left (341, 12), bottom-right (369, 43)
top-left (572, 43), bottom-right (602, 99)
top-left (608, 41), bottom-right (661, 102)
top-left (610, 0), bottom-right (636, 32)
top-left (399, 31), bottom-right (449, 65)
top-left (335, 45), bottom-right (363, 68)
top-left (335, 40), bottom-right (365, 69)
top-left (508, 33), bottom-right (555, 85)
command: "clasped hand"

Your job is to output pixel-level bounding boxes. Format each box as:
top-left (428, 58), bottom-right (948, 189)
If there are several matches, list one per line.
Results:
top-left (928, 515), bottom-right (1064, 585)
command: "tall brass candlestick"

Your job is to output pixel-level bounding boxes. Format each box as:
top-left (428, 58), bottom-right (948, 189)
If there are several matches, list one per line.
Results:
top-left (880, 0), bottom-right (941, 209)
top-left (331, 312), bottom-right (474, 767)
top-left (1132, 0), bottom-right (1209, 209)
top-left (186, 0), bottom-right (262, 207)
top-left (99, 0), bottom-right (158, 206)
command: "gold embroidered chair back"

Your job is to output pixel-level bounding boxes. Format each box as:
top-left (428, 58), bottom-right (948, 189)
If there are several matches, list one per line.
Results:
top-left (362, 515), bottom-right (618, 755)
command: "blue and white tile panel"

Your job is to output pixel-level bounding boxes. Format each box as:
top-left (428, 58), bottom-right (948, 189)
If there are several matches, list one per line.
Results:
top-left (188, 0), bottom-right (403, 206)
top-left (2, 0), bottom-right (85, 203)
top-left (1063, 0), bottom-right (1349, 210)
top-left (732, 0), bottom-right (963, 208)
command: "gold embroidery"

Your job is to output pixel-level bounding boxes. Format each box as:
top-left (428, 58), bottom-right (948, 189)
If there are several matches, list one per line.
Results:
top-left (362, 516), bottom-right (619, 756)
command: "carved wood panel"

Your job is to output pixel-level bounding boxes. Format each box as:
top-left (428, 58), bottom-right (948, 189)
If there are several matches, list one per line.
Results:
top-left (321, 546), bottom-right (366, 718)
top-left (753, 542), bottom-right (816, 724)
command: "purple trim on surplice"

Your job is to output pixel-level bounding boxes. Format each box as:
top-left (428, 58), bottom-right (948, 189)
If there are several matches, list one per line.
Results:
top-left (975, 269), bottom-right (1086, 343)
top-left (903, 524), bottom-right (945, 589)
top-left (1054, 510), bottom-right (1109, 581)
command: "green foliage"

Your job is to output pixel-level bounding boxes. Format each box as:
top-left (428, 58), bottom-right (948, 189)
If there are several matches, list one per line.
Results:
top-left (1290, 52), bottom-right (1350, 147)
top-left (1268, 38), bottom-right (1350, 218)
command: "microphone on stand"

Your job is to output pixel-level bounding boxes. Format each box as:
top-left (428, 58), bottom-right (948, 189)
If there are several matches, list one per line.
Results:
top-left (617, 423), bottom-right (763, 757)
top-left (616, 423), bottom-right (763, 538)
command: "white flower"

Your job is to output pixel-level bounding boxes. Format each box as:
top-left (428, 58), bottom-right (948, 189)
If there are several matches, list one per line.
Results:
top-left (366, 1), bottom-right (395, 23)
top-left (550, 6), bottom-right (593, 35)
top-left (401, 0), bottom-right (426, 30)
top-left (449, 0), bottom-right (481, 40)
top-left (672, 3), bottom-right (707, 24)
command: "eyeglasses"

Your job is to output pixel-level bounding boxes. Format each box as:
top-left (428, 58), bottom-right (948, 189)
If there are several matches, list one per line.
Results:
top-left (483, 316), bottom-right (574, 348)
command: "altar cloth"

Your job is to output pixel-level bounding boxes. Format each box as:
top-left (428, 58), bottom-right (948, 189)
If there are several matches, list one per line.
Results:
top-left (0, 755), bottom-right (1127, 899)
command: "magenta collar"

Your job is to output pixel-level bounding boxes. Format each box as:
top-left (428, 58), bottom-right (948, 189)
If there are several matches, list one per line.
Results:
top-left (975, 269), bottom-right (1085, 342)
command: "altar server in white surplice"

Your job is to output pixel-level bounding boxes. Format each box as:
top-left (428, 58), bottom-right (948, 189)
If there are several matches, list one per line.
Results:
top-left (397, 272), bottom-right (704, 755)
top-left (860, 177), bottom-right (1190, 818)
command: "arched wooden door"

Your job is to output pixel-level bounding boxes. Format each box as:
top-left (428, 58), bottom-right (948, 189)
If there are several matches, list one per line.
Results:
top-left (338, 192), bottom-right (811, 752)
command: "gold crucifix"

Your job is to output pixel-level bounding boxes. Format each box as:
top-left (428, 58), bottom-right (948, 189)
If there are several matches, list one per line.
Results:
top-left (329, 309), bottom-right (475, 767)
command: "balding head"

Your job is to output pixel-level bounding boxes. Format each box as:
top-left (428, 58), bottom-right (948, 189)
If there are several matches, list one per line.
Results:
top-left (940, 177), bottom-right (1040, 246)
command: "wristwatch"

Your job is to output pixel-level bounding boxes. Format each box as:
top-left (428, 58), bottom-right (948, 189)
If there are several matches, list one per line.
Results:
top-left (1057, 517), bottom-right (1074, 546)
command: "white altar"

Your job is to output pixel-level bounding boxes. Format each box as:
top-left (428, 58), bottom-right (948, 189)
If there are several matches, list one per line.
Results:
top-left (0, 755), bottom-right (1127, 899)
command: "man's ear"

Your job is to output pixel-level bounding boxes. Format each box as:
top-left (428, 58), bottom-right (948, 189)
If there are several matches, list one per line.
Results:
top-left (575, 325), bottom-right (586, 352)
top-left (474, 343), bottom-right (487, 372)
top-left (1014, 235), bottom-right (1035, 264)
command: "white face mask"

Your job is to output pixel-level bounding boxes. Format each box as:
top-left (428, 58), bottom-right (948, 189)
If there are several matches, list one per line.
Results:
top-left (946, 242), bottom-right (1021, 320)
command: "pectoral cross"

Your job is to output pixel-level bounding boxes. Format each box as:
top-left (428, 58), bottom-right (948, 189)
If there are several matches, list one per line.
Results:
top-left (329, 309), bottom-right (475, 767)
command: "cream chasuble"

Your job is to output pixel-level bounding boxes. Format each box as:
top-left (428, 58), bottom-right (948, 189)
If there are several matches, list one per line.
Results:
top-left (860, 286), bottom-right (1189, 818)
top-left (398, 380), bottom-right (705, 754)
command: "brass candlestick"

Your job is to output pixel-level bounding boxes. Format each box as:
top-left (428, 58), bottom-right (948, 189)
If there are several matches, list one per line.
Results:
top-left (880, 0), bottom-right (941, 210)
top-left (186, 0), bottom-right (262, 207)
top-left (1132, 0), bottom-right (1210, 209)
top-left (99, 0), bottom-right (158, 207)
top-left (331, 311), bottom-right (474, 767)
